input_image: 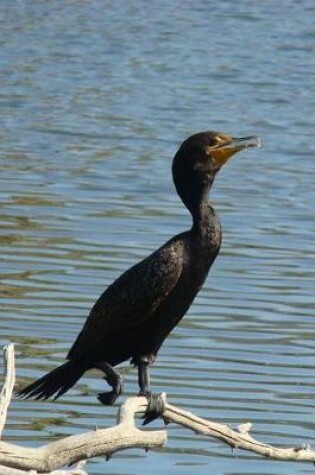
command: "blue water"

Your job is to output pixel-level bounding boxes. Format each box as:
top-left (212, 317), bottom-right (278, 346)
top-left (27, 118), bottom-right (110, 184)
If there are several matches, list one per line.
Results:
top-left (1, 1), bottom-right (315, 474)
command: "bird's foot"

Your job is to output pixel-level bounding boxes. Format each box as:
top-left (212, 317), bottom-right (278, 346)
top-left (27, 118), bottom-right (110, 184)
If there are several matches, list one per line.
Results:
top-left (97, 390), bottom-right (120, 406)
top-left (139, 391), bottom-right (166, 425)
top-left (98, 372), bottom-right (123, 406)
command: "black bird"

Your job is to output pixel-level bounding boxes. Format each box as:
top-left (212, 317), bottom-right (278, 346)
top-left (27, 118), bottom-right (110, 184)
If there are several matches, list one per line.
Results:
top-left (17, 131), bottom-right (259, 406)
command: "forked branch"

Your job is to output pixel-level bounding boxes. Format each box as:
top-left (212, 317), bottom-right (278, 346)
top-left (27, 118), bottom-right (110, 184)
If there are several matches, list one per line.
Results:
top-left (0, 344), bottom-right (314, 474)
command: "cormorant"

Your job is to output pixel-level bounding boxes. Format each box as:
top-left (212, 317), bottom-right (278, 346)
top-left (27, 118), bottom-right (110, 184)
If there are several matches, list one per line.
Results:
top-left (17, 131), bottom-right (259, 406)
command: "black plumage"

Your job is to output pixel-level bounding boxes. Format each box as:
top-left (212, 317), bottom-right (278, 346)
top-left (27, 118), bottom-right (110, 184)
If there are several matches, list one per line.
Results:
top-left (16, 131), bottom-right (259, 404)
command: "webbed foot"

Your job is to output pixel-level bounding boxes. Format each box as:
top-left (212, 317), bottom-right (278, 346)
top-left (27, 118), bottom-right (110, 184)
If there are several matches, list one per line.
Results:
top-left (94, 361), bottom-right (123, 406)
top-left (140, 392), bottom-right (166, 425)
top-left (98, 391), bottom-right (120, 406)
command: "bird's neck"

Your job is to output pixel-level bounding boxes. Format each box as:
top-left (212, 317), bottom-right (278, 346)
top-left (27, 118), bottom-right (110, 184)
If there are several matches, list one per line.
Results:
top-left (178, 180), bottom-right (217, 236)
top-left (190, 192), bottom-right (216, 236)
top-left (189, 189), bottom-right (222, 266)
top-left (174, 170), bottom-right (219, 237)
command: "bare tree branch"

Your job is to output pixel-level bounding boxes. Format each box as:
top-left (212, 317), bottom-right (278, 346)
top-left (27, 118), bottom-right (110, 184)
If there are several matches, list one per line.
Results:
top-left (0, 345), bottom-right (165, 474)
top-left (0, 344), bottom-right (15, 437)
top-left (162, 404), bottom-right (314, 462)
top-left (1, 344), bottom-right (315, 475)
top-left (0, 461), bottom-right (87, 475)
top-left (0, 395), bottom-right (166, 473)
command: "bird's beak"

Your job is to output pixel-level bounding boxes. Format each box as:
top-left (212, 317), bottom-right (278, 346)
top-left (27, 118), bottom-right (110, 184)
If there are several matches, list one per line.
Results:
top-left (209, 135), bottom-right (261, 168)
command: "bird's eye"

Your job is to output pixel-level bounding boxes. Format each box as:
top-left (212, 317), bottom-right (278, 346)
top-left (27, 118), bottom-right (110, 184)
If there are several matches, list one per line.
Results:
top-left (210, 136), bottom-right (224, 149)
top-left (209, 134), bottom-right (231, 149)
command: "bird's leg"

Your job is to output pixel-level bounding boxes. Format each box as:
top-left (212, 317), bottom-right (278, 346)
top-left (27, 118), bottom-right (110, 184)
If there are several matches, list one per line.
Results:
top-left (94, 361), bottom-right (123, 406)
top-left (137, 358), bottom-right (151, 396)
top-left (136, 356), bottom-right (165, 425)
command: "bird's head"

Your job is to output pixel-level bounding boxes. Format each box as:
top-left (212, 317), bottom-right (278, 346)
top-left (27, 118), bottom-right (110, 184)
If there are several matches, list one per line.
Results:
top-left (173, 130), bottom-right (260, 178)
top-left (172, 131), bottom-right (260, 211)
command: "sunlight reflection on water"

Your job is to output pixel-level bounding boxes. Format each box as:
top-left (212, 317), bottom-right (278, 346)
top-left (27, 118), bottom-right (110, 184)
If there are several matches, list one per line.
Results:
top-left (1, 1), bottom-right (315, 474)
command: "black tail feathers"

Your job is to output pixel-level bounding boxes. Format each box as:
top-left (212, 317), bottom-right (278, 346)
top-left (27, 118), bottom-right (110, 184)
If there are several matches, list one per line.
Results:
top-left (16, 360), bottom-right (85, 401)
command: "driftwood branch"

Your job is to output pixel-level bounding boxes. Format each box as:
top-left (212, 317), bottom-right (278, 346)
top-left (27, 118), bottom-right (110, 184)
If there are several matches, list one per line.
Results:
top-left (0, 344), bottom-right (15, 438)
top-left (0, 345), bottom-right (106, 474)
top-left (163, 405), bottom-right (314, 462)
top-left (0, 395), bottom-right (165, 473)
top-left (0, 345), bottom-right (165, 473)
top-left (1, 345), bottom-right (315, 474)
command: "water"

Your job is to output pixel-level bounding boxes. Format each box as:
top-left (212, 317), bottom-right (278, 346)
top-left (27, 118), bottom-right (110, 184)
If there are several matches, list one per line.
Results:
top-left (1, 0), bottom-right (315, 473)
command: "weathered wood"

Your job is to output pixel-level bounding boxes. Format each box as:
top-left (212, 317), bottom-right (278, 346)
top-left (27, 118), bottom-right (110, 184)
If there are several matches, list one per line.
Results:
top-left (0, 345), bottom-right (165, 474)
top-left (163, 404), bottom-right (315, 462)
top-left (0, 462), bottom-right (87, 475)
top-left (0, 344), bottom-right (15, 437)
top-left (1, 344), bottom-right (315, 474)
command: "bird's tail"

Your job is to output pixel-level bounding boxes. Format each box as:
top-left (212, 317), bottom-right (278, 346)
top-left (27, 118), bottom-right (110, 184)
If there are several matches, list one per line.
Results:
top-left (16, 360), bottom-right (86, 401)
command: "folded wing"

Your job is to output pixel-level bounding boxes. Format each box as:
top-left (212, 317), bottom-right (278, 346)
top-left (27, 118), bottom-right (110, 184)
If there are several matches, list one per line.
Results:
top-left (68, 241), bottom-right (183, 361)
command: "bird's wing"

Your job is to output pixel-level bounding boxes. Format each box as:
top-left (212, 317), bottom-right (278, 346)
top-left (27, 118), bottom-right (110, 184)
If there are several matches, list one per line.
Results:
top-left (68, 241), bottom-right (183, 359)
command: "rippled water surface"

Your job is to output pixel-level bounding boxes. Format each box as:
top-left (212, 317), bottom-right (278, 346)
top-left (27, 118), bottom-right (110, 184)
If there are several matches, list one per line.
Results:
top-left (1, 1), bottom-right (315, 474)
